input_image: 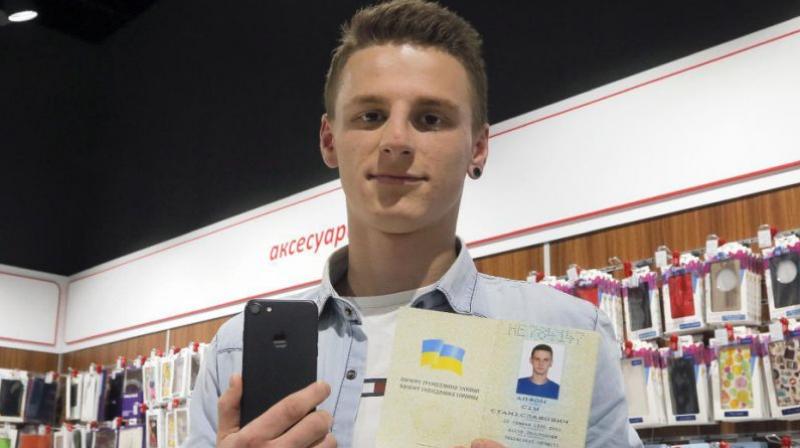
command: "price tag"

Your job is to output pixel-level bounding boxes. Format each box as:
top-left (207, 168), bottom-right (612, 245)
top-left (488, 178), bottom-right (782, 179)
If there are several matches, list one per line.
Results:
top-left (758, 228), bottom-right (773, 249)
top-left (706, 239), bottom-right (719, 258)
top-left (714, 328), bottom-right (728, 342)
top-left (770, 321), bottom-right (785, 342)
top-left (654, 250), bottom-right (668, 269)
top-left (567, 267), bottom-right (578, 282)
top-left (628, 274), bottom-right (639, 288)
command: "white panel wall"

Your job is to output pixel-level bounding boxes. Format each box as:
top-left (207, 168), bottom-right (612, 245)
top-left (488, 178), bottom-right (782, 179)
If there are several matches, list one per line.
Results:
top-left (43, 16), bottom-right (800, 350)
top-left (0, 264), bottom-right (65, 353)
top-left (64, 183), bottom-right (348, 348)
top-left (460, 17), bottom-right (800, 252)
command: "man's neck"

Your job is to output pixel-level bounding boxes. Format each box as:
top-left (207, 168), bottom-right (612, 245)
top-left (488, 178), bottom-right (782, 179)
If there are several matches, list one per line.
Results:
top-left (530, 374), bottom-right (549, 385)
top-left (338, 216), bottom-right (458, 298)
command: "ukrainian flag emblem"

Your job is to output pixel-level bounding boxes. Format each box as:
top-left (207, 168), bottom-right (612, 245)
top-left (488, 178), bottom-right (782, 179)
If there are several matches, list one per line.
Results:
top-left (420, 339), bottom-right (466, 376)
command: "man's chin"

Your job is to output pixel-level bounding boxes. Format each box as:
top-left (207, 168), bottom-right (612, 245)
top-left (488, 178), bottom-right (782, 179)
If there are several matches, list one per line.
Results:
top-left (365, 210), bottom-right (434, 234)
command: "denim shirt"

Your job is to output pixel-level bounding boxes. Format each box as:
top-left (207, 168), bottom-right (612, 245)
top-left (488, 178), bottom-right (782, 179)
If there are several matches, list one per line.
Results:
top-left (187, 241), bottom-right (643, 447)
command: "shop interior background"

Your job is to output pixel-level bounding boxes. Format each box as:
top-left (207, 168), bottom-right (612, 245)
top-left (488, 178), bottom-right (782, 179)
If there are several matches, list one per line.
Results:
top-left (2, 0), bottom-right (800, 445)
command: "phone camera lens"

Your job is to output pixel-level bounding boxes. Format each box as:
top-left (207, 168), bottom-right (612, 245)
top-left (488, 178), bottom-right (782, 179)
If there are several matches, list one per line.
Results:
top-left (247, 302), bottom-right (262, 315)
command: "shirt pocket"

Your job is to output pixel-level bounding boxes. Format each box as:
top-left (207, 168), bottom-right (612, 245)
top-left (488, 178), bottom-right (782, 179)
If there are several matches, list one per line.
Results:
top-left (216, 346), bottom-right (243, 393)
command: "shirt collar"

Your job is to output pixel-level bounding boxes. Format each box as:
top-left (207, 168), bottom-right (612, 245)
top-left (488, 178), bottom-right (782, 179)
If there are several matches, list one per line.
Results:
top-left (315, 237), bottom-right (477, 315)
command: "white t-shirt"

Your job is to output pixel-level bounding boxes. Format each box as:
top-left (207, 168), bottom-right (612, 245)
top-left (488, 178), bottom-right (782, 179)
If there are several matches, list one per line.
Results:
top-left (348, 284), bottom-right (436, 448)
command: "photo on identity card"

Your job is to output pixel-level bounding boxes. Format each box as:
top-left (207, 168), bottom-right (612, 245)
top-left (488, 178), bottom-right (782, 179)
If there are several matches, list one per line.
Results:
top-left (515, 341), bottom-right (565, 400)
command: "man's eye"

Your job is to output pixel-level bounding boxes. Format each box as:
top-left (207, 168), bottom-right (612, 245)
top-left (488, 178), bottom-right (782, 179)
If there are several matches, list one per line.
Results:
top-left (359, 111), bottom-right (383, 122)
top-left (421, 114), bottom-right (442, 127)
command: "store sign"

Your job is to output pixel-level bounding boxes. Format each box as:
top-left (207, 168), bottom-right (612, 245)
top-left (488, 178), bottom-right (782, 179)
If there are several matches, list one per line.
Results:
top-left (268, 224), bottom-right (348, 261)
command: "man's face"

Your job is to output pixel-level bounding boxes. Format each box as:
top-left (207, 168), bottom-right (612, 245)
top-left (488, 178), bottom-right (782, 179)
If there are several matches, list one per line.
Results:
top-left (530, 350), bottom-right (553, 377)
top-left (320, 44), bottom-right (488, 234)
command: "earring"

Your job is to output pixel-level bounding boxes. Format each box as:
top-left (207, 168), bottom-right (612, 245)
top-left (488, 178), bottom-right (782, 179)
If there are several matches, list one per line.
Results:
top-left (471, 167), bottom-right (482, 179)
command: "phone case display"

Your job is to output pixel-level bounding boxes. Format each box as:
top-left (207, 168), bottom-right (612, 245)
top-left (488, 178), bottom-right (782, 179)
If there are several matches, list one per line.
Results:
top-left (573, 270), bottom-right (624, 344)
top-left (17, 433), bottom-right (50, 448)
top-left (24, 373), bottom-right (59, 425)
top-left (102, 369), bottom-right (124, 422)
top-left (173, 408), bottom-right (188, 446)
top-left (122, 366), bottom-right (144, 421)
top-left (622, 341), bottom-right (667, 428)
top-left (145, 409), bottom-right (164, 448)
top-left (623, 267), bottom-right (663, 341)
top-left (660, 339), bottom-right (713, 425)
top-left (705, 242), bottom-right (762, 326)
top-left (57, 426), bottom-right (81, 448)
top-left (118, 425), bottom-right (144, 448)
top-left (762, 324), bottom-right (800, 419)
top-left (710, 331), bottom-right (769, 421)
top-left (72, 428), bottom-right (91, 448)
top-left (573, 269), bottom-right (604, 306)
top-left (159, 358), bottom-right (173, 403)
top-left (65, 371), bottom-right (83, 422)
top-left (188, 343), bottom-right (207, 395)
top-left (539, 276), bottom-right (575, 296)
top-left (142, 356), bottom-right (160, 408)
top-left (80, 367), bottom-right (107, 423)
top-left (53, 430), bottom-right (65, 448)
top-left (170, 351), bottom-right (188, 401)
top-left (764, 234), bottom-right (800, 321)
top-left (0, 425), bottom-right (18, 448)
top-left (165, 410), bottom-right (176, 448)
top-left (662, 252), bottom-right (708, 334)
top-left (92, 427), bottom-right (116, 448)
top-left (0, 369), bottom-right (29, 423)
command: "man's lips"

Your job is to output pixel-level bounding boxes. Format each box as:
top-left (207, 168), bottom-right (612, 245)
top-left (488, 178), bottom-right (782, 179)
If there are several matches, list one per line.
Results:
top-left (367, 173), bottom-right (427, 184)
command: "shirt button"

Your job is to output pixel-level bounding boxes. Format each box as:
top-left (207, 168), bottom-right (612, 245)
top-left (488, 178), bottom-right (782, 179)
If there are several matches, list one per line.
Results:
top-left (344, 307), bottom-right (353, 317)
top-left (346, 369), bottom-right (357, 380)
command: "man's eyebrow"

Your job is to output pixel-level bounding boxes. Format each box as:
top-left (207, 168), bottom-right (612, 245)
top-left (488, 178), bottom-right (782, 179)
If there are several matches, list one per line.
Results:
top-left (345, 95), bottom-right (386, 108)
top-left (416, 97), bottom-right (460, 112)
top-left (343, 95), bottom-right (461, 112)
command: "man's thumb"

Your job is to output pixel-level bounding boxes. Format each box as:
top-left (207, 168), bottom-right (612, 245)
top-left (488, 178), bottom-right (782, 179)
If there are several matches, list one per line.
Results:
top-left (217, 374), bottom-right (243, 441)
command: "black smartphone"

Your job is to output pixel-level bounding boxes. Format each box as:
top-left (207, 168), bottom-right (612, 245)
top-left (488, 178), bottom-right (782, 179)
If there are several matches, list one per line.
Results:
top-left (241, 299), bottom-right (318, 427)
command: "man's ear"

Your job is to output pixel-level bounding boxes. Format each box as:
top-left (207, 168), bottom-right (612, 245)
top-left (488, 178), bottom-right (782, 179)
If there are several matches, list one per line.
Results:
top-left (468, 123), bottom-right (489, 177)
top-left (319, 113), bottom-right (338, 168)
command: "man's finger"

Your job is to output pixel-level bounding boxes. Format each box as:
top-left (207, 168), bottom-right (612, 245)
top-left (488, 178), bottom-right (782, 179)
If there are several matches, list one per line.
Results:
top-left (471, 439), bottom-right (505, 448)
top-left (277, 410), bottom-right (333, 447)
top-left (217, 374), bottom-right (243, 442)
top-left (238, 381), bottom-right (331, 442)
top-left (310, 432), bottom-right (338, 448)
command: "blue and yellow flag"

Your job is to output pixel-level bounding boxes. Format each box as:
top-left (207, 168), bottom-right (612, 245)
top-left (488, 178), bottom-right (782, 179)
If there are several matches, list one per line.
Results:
top-left (420, 339), bottom-right (466, 376)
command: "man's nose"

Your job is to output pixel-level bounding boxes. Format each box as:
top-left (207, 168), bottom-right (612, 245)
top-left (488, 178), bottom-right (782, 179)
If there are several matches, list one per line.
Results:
top-left (378, 115), bottom-right (414, 157)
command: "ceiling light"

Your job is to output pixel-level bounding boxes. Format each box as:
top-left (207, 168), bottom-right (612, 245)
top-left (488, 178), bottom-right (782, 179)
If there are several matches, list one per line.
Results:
top-left (3, 0), bottom-right (38, 22)
top-left (9, 10), bottom-right (36, 22)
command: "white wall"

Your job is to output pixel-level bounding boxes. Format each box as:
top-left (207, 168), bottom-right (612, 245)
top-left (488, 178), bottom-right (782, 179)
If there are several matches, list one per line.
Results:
top-left (5, 16), bottom-right (800, 353)
top-left (0, 264), bottom-right (66, 353)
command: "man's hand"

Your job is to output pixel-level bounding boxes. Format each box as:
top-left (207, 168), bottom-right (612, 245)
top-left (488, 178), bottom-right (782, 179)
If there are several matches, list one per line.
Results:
top-left (455, 439), bottom-right (506, 448)
top-left (217, 374), bottom-right (336, 447)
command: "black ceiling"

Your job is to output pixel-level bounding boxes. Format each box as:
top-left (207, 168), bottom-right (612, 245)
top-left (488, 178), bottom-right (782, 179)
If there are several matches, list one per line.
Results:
top-left (2, 0), bottom-right (799, 276)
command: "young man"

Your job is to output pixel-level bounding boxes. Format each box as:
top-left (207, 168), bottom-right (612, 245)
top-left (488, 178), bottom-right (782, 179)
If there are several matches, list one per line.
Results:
top-left (187, 1), bottom-right (643, 447)
top-left (516, 344), bottom-right (560, 400)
